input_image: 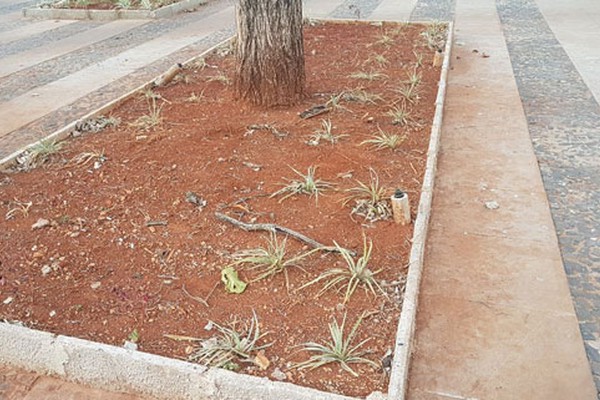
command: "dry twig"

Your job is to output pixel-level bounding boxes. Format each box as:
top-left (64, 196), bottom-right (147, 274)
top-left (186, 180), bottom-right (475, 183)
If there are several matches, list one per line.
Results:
top-left (215, 212), bottom-right (355, 256)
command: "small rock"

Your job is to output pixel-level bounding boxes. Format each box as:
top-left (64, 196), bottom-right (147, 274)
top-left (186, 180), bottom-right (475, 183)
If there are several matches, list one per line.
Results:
top-left (90, 281), bottom-right (101, 290)
top-left (271, 367), bottom-right (287, 381)
top-left (484, 201), bottom-right (500, 210)
top-left (204, 321), bottom-right (214, 331)
top-left (123, 341), bottom-right (138, 351)
top-left (41, 265), bottom-right (52, 276)
top-left (49, 310), bottom-right (56, 317)
top-left (366, 391), bottom-right (387, 400)
top-left (3, 296), bottom-right (14, 305)
top-left (32, 218), bottom-right (50, 230)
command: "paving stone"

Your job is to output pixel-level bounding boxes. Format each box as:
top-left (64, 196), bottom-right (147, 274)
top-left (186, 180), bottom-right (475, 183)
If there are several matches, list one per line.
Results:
top-left (329, 0), bottom-right (384, 19)
top-left (410, 0), bottom-right (456, 21)
top-left (0, 22), bottom-right (99, 59)
top-left (497, 0), bottom-right (600, 394)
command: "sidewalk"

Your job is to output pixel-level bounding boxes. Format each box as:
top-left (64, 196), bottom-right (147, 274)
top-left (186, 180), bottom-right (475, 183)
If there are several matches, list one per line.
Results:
top-left (0, 0), bottom-right (597, 399)
top-left (407, 0), bottom-right (596, 398)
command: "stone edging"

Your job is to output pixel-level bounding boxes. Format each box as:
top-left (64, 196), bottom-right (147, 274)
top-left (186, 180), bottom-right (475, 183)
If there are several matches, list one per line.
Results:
top-left (0, 21), bottom-right (453, 400)
top-left (387, 21), bottom-right (454, 400)
top-left (23, 0), bottom-right (206, 20)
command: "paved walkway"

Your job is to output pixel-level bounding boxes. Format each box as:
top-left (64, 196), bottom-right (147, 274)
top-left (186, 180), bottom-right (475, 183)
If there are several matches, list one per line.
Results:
top-left (0, 0), bottom-right (598, 398)
top-left (407, 0), bottom-right (597, 398)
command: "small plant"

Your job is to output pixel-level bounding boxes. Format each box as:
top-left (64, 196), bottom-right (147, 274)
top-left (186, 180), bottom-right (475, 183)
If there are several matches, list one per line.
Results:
top-left (413, 50), bottom-right (424, 68)
top-left (421, 21), bottom-right (447, 51)
top-left (405, 69), bottom-right (422, 88)
top-left (343, 169), bottom-right (392, 222)
top-left (386, 105), bottom-right (420, 127)
top-left (139, 0), bottom-right (152, 9)
top-left (301, 236), bottom-right (385, 303)
top-left (190, 311), bottom-right (271, 370)
top-left (5, 198), bottom-right (32, 220)
top-left (205, 72), bottom-right (231, 85)
top-left (393, 69), bottom-right (422, 105)
top-left (307, 119), bottom-right (348, 146)
top-left (271, 166), bottom-right (333, 202)
top-left (185, 90), bottom-right (205, 103)
top-left (367, 53), bottom-right (389, 67)
top-left (189, 57), bottom-right (207, 70)
top-left (69, 149), bottom-right (106, 168)
top-left (361, 127), bottom-right (406, 151)
top-left (130, 97), bottom-right (164, 131)
top-left (127, 329), bottom-right (140, 343)
top-left (25, 139), bottom-right (64, 168)
top-left (342, 89), bottom-right (382, 105)
top-left (231, 233), bottom-right (316, 289)
top-left (374, 34), bottom-right (394, 47)
top-left (325, 92), bottom-right (352, 113)
top-left (349, 71), bottom-right (387, 81)
top-left (293, 313), bottom-right (378, 377)
top-left (115, 0), bottom-right (131, 9)
top-left (142, 88), bottom-right (161, 100)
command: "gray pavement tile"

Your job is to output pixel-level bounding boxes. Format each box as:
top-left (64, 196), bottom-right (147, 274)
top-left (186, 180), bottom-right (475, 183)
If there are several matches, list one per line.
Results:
top-left (497, 0), bottom-right (600, 394)
top-left (329, 0), bottom-right (384, 19)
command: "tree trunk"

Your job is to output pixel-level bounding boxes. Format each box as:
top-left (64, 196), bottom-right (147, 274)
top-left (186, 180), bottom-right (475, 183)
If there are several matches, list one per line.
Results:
top-left (235, 0), bottom-right (305, 107)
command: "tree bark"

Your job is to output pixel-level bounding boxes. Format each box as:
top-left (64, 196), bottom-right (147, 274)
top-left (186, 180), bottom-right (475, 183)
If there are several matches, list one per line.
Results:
top-left (235, 0), bottom-right (306, 107)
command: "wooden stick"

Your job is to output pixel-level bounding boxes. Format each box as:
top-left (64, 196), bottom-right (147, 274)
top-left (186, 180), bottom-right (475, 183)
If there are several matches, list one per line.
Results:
top-left (153, 63), bottom-right (183, 87)
top-left (215, 212), bottom-right (354, 256)
top-left (181, 285), bottom-right (209, 307)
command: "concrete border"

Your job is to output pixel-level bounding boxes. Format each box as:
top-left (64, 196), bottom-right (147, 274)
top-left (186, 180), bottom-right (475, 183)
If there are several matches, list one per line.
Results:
top-left (23, 0), bottom-right (206, 20)
top-left (387, 21), bottom-right (454, 400)
top-left (0, 20), bottom-right (453, 400)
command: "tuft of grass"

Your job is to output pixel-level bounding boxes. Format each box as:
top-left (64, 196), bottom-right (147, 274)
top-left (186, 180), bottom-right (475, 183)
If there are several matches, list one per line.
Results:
top-left (397, 68), bottom-right (421, 104)
top-left (140, 0), bottom-right (152, 9)
top-left (293, 312), bottom-right (378, 377)
top-left (374, 34), bottom-right (394, 47)
top-left (342, 89), bottom-right (383, 105)
top-left (68, 149), bottom-right (106, 168)
top-left (190, 311), bottom-right (271, 370)
top-left (413, 50), bottom-right (424, 68)
top-left (405, 69), bottom-right (422, 88)
top-left (5, 198), bottom-right (32, 220)
top-left (349, 71), bottom-right (387, 81)
top-left (205, 72), bottom-right (231, 85)
top-left (342, 169), bottom-right (392, 222)
top-left (115, 0), bottom-right (131, 9)
top-left (361, 127), bottom-right (406, 151)
top-left (326, 92), bottom-right (352, 113)
top-left (421, 20), bottom-right (447, 51)
top-left (270, 166), bottom-right (334, 203)
top-left (130, 97), bottom-right (164, 131)
top-left (386, 105), bottom-right (420, 127)
top-left (301, 236), bottom-right (385, 303)
top-left (307, 119), bottom-right (348, 146)
top-left (185, 90), bottom-right (205, 103)
top-left (231, 233), bottom-right (317, 289)
top-left (23, 139), bottom-right (64, 168)
top-left (367, 53), bottom-right (389, 67)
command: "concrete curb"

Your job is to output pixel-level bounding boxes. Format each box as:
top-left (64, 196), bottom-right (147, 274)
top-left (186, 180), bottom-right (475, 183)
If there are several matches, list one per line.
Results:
top-left (23, 0), bottom-right (206, 20)
top-left (0, 323), bottom-right (355, 400)
top-left (387, 22), bottom-right (454, 400)
top-left (0, 21), bottom-right (452, 400)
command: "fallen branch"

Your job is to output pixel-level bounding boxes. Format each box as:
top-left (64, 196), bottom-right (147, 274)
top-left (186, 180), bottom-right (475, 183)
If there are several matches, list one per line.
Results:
top-left (153, 63), bottom-right (183, 87)
top-left (215, 212), bottom-right (355, 256)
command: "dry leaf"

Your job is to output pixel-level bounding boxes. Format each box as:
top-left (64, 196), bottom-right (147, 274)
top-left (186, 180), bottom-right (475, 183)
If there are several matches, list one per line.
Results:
top-left (254, 350), bottom-right (270, 370)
